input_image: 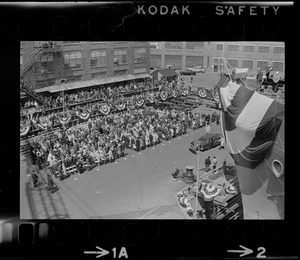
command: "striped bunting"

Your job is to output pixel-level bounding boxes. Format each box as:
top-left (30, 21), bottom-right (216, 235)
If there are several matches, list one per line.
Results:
top-left (216, 74), bottom-right (284, 169)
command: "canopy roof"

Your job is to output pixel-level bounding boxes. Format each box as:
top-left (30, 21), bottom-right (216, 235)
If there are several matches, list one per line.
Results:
top-left (35, 73), bottom-right (150, 94)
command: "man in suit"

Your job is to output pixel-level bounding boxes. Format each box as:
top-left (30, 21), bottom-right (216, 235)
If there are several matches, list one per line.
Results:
top-left (256, 68), bottom-right (263, 90)
top-left (31, 170), bottom-right (39, 188)
top-left (47, 173), bottom-right (58, 193)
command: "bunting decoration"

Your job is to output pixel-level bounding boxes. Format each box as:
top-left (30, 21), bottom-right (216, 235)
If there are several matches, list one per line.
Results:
top-left (20, 122), bottom-right (31, 137)
top-left (199, 88), bottom-right (207, 98)
top-left (59, 113), bottom-right (72, 125)
top-left (148, 93), bottom-right (155, 103)
top-left (182, 89), bottom-right (188, 96)
top-left (172, 89), bottom-right (177, 98)
top-left (100, 103), bottom-right (110, 115)
top-left (36, 121), bottom-right (48, 131)
top-left (115, 102), bottom-right (126, 111)
top-left (213, 91), bottom-right (220, 101)
top-left (135, 97), bottom-right (145, 107)
top-left (200, 183), bottom-right (221, 201)
top-left (78, 112), bottom-right (90, 120)
top-left (160, 91), bottom-right (168, 101)
top-left (225, 184), bottom-right (237, 195)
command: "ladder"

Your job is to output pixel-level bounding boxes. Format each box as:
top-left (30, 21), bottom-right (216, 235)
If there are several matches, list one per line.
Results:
top-left (20, 42), bottom-right (51, 104)
top-left (20, 44), bottom-right (46, 78)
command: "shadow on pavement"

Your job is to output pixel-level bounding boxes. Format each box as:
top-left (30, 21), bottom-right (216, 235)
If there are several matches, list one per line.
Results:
top-left (89, 204), bottom-right (183, 219)
top-left (25, 166), bottom-right (70, 219)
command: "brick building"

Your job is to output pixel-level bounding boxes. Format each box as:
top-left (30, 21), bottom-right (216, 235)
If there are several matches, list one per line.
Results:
top-left (210, 41), bottom-right (285, 77)
top-left (150, 42), bottom-right (211, 71)
top-left (20, 41), bottom-right (151, 89)
top-left (150, 41), bottom-right (285, 77)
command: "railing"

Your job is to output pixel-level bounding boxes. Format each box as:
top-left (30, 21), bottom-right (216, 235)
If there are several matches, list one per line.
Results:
top-left (20, 86), bottom-right (161, 119)
top-left (20, 45), bottom-right (45, 77)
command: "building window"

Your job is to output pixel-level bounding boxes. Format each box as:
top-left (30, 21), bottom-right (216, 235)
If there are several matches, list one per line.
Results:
top-left (242, 60), bottom-right (254, 70)
top-left (186, 56), bottom-right (203, 69)
top-left (243, 45), bottom-right (255, 52)
top-left (216, 44), bottom-right (223, 51)
top-left (257, 60), bottom-right (268, 70)
top-left (134, 68), bottom-right (147, 74)
top-left (228, 44), bottom-right (239, 52)
top-left (20, 55), bottom-right (23, 65)
top-left (91, 72), bottom-right (106, 79)
top-left (227, 59), bottom-right (239, 69)
top-left (134, 47), bottom-right (146, 63)
top-left (186, 42), bottom-right (204, 50)
top-left (114, 48), bottom-right (127, 65)
top-left (63, 41), bottom-right (81, 44)
top-left (273, 46), bottom-right (284, 55)
top-left (90, 50), bottom-right (106, 68)
top-left (64, 51), bottom-right (82, 70)
top-left (114, 69), bottom-right (127, 76)
top-left (214, 58), bottom-right (219, 64)
top-left (66, 75), bottom-right (82, 82)
top-left (34, 54), bottom-right (54, 74)
top-left (165, 42), bottom-right (183, 49)
top-left (272, 61), bottom-right (284, 72)
top-left (41, 54), bottom-right (54, 73)
top-left (258, 45), bottom-right (270, 53)
top-left (34, 41), bottom-right (47, 47)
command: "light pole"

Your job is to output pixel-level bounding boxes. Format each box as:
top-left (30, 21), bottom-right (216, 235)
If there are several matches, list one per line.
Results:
top-left (195, 149), bottom-right (201, 217)
top-left (60, 79), bottom-right (67, 114)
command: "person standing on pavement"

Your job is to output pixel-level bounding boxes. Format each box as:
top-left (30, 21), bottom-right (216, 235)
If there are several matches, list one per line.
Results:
top-left (47, 173), bottom-right (56, 193)
top-left (31, 169), bottom-right (39, 188)
top-left (212, 156), bottom-right (217, 170)
top-left (205, 156), bottom-right (211, 171)
top-left (205, 122), bottom-right (211, 134)
top-left (219, 136), bottom-right (225, 150)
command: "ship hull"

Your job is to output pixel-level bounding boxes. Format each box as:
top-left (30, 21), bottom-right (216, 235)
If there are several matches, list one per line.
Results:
top-left (236, 120), bottom-right (284, 219)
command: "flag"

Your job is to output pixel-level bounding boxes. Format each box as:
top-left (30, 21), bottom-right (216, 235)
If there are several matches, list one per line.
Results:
top-left (216, 74), bottom-right (284, 169)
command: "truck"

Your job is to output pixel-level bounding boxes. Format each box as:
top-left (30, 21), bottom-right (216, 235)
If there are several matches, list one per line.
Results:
top-left (189, 66), bottom-right (205, 73)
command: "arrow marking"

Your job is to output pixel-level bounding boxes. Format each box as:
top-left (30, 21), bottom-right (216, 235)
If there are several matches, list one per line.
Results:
top-left (84, 246), bottom-right (110, 258)
top-left (227, 245), bottom-right (253, 257)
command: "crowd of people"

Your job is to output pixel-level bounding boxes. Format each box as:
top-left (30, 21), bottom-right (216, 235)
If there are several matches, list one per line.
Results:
top-left (20, 78), bottom-right (174, 115)
top-left (28, 107), bottom-right (219, 181)
top-left (20, 78), bottom-right (213, 138)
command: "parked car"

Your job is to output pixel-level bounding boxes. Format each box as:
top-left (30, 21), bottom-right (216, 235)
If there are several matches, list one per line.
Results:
top-left (189, 66), bottom-right (206, 73)
top-left (189, 133), bottom-right (222, 153)
top-left (180, 69), bottom-right (196, 76)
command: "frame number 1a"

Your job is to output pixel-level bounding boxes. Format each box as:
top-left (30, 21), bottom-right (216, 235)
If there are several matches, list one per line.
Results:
top-left (112, 247), bottom-right (128, 258)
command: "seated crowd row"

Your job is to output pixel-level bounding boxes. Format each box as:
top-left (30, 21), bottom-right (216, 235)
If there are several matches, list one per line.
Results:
top-left (20, 78), bottom-right (184, 114)
top-left (29, 107), bottom-right (217, 180)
